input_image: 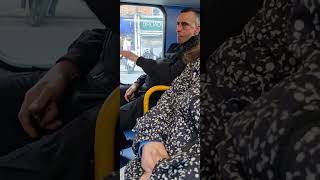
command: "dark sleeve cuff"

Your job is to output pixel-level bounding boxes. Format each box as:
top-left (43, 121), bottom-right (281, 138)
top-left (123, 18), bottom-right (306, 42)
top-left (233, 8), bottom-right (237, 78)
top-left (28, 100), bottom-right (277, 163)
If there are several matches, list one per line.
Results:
top-left (56, 55), bottom-right (84, 76)
top-left (134, 74), bottom-right (147, 87)
top-left (136, 56), bottom-right (146, 67)
top-left (55, 29), bottom-right (106, 75)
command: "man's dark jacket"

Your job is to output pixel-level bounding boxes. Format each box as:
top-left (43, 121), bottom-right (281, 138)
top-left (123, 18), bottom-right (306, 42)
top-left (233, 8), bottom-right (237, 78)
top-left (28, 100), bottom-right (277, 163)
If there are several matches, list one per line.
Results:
top-left (57, 0), bottom-right (119, 97)
top-left (57, 29), bottom-right (119, 97)
top-left (134, 35), bottom-right (200, 92)
top-left (0, 1), bottom-right (119, 180)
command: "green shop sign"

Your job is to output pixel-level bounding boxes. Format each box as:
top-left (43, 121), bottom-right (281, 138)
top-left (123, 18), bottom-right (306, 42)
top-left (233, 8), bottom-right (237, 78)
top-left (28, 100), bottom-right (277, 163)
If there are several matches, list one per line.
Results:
top-left (140, 17), bottom-right (163, 32)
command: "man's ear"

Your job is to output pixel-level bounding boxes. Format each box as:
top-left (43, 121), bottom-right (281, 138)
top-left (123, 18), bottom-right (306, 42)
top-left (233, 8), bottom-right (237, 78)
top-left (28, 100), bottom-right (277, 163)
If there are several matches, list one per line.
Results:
top-left (195, 25), bottom-right (200, 35)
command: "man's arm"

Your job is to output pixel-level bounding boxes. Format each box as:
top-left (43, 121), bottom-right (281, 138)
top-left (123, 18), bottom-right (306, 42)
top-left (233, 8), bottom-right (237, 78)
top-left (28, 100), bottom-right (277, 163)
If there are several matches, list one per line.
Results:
top-left (18, 29), bottom-right (108, 138)
top-left (134, 74), bottom-right (147, 87)
top-left (122, 74), bottom-right (147, 102)
top-left (56, 28), bottom-right (107, 76)
top-left (121, 50), bottom-right (186, 86)
top-left (136, 57), bottom-right (186, 85)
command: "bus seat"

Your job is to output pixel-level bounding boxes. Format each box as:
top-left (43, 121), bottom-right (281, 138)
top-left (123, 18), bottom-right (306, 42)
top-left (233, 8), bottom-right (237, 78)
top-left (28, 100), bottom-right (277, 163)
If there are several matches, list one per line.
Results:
top-left (94, 86), bottom-right (120, 180)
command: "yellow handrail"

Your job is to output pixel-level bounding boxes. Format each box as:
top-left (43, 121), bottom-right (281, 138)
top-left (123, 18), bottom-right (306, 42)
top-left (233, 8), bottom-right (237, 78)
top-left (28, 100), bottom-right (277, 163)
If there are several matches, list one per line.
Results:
top-left (143, 85), bottom-right (170, 113)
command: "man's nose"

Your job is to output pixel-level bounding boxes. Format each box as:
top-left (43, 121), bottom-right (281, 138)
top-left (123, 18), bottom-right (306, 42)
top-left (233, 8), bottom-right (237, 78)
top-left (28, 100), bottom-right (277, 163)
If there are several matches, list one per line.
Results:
top-left (176, 24), bottom-right (182, 32)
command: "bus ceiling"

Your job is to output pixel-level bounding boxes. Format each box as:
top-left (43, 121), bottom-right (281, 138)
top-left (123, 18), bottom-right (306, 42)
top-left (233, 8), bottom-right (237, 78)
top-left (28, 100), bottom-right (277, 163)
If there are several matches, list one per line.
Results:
top-left (120, 0), bottom-right (200, 8)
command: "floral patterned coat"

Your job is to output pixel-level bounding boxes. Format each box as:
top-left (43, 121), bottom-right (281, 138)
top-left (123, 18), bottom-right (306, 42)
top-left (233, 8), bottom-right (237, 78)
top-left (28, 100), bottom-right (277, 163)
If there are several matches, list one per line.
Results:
top-left (125, 59), bottom-right (200, 179)
top-left (201, 0), bottom-right (320, 179)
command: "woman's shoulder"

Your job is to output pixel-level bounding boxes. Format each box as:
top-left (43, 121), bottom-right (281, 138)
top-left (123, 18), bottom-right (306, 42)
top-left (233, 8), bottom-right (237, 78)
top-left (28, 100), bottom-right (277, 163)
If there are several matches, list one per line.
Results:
top-left (187, 58), bottom-right (200, 70)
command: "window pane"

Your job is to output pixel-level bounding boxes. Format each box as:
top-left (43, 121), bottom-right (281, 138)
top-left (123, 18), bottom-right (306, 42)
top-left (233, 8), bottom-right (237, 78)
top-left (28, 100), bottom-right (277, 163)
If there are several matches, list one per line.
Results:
top-left (120, 5), bottom-right (164, 84)
top-left (0, 0), bottom-right (102, 66)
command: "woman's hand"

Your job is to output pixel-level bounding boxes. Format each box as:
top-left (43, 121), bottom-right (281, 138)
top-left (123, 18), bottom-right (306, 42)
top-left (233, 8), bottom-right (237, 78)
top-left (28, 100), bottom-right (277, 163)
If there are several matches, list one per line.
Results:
top-left (139, 172), bottom-right (152, 180)
top-left (140, 142), bottom-right (169, 180)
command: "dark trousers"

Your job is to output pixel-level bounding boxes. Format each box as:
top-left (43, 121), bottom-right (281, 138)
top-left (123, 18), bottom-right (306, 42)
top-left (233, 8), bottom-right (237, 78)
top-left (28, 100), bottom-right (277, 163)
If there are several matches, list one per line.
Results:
top-left (119, 84), bottom-right (160, 149)
top-left (0, 71), bottom-right (108, 180)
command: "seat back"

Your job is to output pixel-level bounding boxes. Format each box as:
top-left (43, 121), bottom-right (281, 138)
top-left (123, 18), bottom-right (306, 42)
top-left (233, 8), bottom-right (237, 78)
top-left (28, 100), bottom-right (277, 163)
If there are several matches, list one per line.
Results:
top-left (143, 85), bottom-right (170, 113)
top-left (94, 87), bottom-right (120, 180)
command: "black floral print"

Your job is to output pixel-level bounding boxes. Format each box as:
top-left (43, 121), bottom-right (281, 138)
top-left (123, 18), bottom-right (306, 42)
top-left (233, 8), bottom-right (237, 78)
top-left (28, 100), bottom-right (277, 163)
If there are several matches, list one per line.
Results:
top-left (201, 0), bottom-right (320, 179)
top-left (125, 59), bottom-right (200, 179)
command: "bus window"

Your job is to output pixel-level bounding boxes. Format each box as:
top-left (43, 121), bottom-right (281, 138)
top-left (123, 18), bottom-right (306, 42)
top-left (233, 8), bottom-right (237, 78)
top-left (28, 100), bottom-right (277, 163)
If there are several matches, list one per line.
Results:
top-left (120, 4), bottom-right (165, 84)
top-left (0, 0), bottom-right (102, 67)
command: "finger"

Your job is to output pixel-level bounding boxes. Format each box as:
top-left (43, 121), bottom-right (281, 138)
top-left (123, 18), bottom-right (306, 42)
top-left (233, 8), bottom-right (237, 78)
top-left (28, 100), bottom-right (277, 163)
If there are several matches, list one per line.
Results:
top-left (43, 119), bottom-right (62, 130)
top-left (125, 88), bottom-right (130, 95)
top-left (141, 155), bottom-right (155, 173)
top-left (120, 51), bottom-right (128, 58)
top-left (124, 93), bottom-right (130, 102)
top-left (127, 86), bottom-right (133, 93)
top-left (125, 90), bottom-right (133, 102)
top-left (129, 93), bottom-right (135, 100)
top-left (39, 102), bottom-right (59, 128)
top-left (18, 100), bottom-right (38, 138)
top-left (127, 53), bottom-right (138, 62)
top-left (149, 152), bottom-right (168, 170)
top-left (160, 150), bottom-right (170, 159)
top-left (29, 87), bottom-right (52, 113)
top-left (124, 89), bottom-right (129, 100)
top-left (130, 86), bottom-right (137, 93)
top-left (139, 172), bottom-right (152, 180)
top-left (150, 156), bottom-right (163, 170)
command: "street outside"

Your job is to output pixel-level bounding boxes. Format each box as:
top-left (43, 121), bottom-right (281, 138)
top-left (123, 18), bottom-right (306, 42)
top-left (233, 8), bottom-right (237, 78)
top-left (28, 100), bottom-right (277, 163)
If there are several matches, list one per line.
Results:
top-left (120, 59), bottom-right (144, 84)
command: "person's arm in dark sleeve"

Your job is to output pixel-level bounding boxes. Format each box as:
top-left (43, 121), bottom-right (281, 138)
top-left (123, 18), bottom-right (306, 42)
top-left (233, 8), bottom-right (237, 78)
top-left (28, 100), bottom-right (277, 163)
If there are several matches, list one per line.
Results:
top-left (56, 28), bottom-right (106, 76)
top-left (134, 74), bottom-right (147, 87)
top-left (136, 57), bottom-right (186, 85)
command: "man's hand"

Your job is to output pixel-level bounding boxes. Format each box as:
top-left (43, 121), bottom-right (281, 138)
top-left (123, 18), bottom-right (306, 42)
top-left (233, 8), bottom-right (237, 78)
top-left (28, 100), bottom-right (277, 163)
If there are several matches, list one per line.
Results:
top-left (120, 50), bottom-right (139, 62)
top-left (124, 83), bottom-right (139, 102)
top-left (140, 142), bottom-right (169, 180)
top-left (18, 61), bottom-right (78, 138)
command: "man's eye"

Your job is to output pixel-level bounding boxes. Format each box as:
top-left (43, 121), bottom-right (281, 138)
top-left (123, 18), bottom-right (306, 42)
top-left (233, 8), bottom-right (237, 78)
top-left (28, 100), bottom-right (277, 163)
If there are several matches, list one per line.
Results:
top-left (181, 22), bottom-right (189, 27)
